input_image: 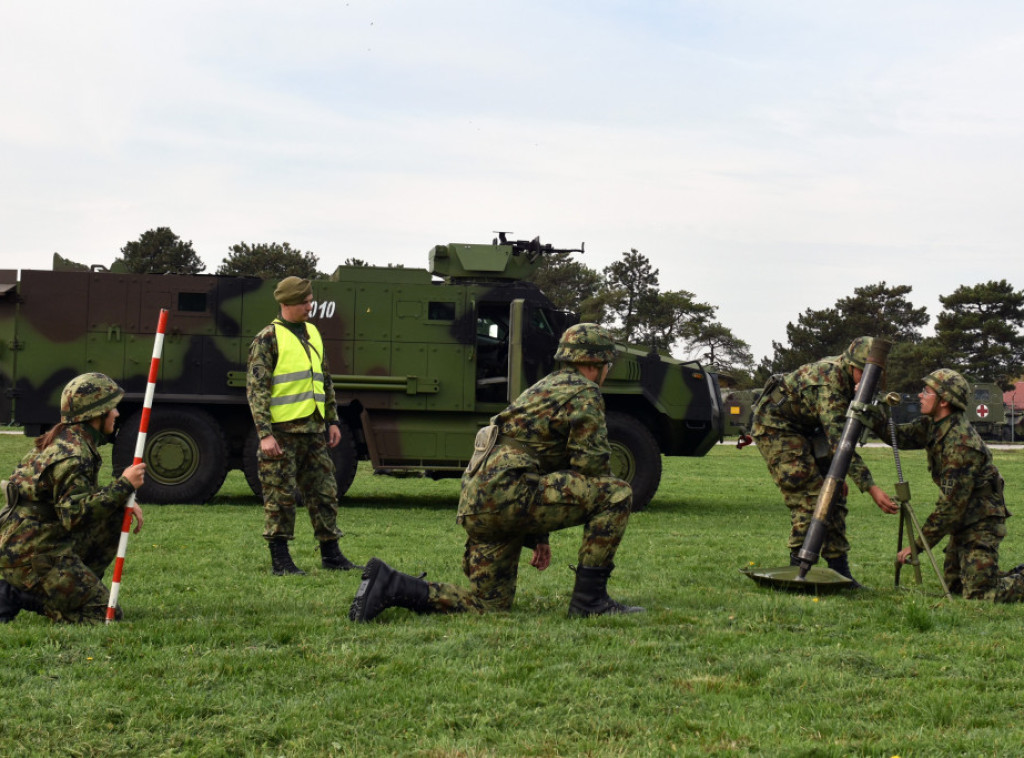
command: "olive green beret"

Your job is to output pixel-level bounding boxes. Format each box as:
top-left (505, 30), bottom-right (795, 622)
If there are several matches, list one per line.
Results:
top-left (274, 276), bottom-right (312, 305)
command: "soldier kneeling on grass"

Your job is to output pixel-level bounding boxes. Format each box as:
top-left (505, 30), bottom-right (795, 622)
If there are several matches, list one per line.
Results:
top-left (0, 373), bottom-right (146, 624)
top-left (867, 369), bottom-right (1024, 602)
top-left (350, 323), bottom-right (643, 621)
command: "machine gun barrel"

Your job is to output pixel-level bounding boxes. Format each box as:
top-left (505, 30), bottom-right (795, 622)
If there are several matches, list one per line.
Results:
top-left (493, 232), bottom-right (584, 257)
top-left (796, 338), bottom-right (892, 579)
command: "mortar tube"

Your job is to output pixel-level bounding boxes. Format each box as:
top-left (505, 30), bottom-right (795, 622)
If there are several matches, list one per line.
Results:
top-left (796, 338), bottom-right (891, 580)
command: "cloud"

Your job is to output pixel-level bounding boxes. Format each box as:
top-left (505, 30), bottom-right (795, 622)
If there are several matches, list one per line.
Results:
top-left (2, 1), bottom-right (1023, 361)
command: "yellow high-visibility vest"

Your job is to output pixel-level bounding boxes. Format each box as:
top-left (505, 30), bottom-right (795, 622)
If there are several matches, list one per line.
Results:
top-left (270, 320), bottom-right (326, 423)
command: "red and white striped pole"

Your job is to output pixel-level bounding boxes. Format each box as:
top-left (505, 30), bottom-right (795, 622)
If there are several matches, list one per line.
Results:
top-left (106, 308), bottom-right (169, 624)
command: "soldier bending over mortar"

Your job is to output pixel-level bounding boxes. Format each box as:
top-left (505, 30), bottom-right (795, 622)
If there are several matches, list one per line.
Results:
top-left (751, 337), bottom-right (898, 587)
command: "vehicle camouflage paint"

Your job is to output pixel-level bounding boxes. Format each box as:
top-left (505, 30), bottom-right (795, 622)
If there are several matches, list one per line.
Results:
top-left (0, 236), bottom-right (723, 509)
top-left (720, 387), bottom-right (761, 438)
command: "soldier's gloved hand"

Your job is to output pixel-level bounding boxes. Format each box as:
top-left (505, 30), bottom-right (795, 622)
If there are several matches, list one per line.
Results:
top-left (530, 544), bottom-right (551, 571)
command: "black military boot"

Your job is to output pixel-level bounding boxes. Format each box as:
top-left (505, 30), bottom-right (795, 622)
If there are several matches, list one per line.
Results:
top-left (349, 557), bottom-right (431, 622)
top-left (0, 580), bottom-right (22, 623)
top-left (320, 540), bottom-right (360, 571)
top-left (0, 581), bottom-right (46, 623)
top-left (269, 539), bottom-right (305, 576)
top-left (567, 564), bottom-right (645, 618)
top-left (826, 555), bottom-right (864, 589)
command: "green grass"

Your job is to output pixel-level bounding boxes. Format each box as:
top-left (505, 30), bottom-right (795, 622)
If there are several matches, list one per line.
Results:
top-left (2, 434), bottom-right (1023, 756)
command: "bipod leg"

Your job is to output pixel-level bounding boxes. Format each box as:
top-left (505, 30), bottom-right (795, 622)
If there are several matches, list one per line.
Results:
top-left (903, 501), bottom-right (954, 601)
top-left (895, 502), bottom-right (906, 588)
top-left (905, 508), bottom-right (923, 586)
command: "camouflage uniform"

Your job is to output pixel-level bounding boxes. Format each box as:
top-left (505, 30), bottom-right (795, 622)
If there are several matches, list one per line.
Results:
top-left (0, 424), bottom-right (135, 623)
top-left (247, 319), bottom-right (342, 544)
top-left (872, 370), bottom-right (1024, 602)
top-left (349, 323), bottom-right (640, 621)
top-left (426, 366), bottom-right (633, 612)
top-left (752, 342), bottom-right (878, 560)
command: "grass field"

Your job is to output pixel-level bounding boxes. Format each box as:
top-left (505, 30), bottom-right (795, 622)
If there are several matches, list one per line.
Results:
top-left (2, 434), bottom-right (1023, 757)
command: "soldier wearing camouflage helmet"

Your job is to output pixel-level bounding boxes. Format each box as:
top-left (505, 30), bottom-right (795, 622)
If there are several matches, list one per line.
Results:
top-left (868, 368), bottom-right (1024, 601)
top-left (350, 322), bottom-right (643, 622)
top-left (247, 276), bottom-right (358, 575)
top-left (751, 336), bottom-right (898, 587)
top-left (0, 373), bottom-right (146, 624)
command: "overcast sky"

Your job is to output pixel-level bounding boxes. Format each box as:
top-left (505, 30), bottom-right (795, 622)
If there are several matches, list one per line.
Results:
top-left (3, 1), bottom-right (1023, 362)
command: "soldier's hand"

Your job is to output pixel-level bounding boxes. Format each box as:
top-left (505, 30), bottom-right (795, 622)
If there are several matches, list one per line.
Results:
top-left (260, 434), bottom-right (283, 458)
top-left (130, 502), bottom-right (144, 533)
top-left (327, 424), bottom-right (342, 448)
top-left (530, 544), bottom-right (551, 571)
top-left (122, 462), bottom-right (146, 490)
top-left (869, 485), bottom-right (898, 514)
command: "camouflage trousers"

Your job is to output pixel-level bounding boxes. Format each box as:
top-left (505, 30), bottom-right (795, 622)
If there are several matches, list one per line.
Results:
top-left (429, 470), bottom-right (633, 613)
top-left (0, 507), bottom-right (121, 623)
top-left (259, 431), bottom-right (341, 543)
top-left (756, 430), bottom-right (850, 559)
top-left (941, 518), bottom-right (1024, 602)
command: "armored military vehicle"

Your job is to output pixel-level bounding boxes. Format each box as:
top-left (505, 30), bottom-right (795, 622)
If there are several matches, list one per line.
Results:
top-left (720, 388), bottom-right (761, 438)
top-left (0, 236), bottom-right (722, 510)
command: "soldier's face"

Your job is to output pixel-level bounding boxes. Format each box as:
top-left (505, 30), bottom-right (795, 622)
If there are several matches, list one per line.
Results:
top-left (281, 295), bottom-right (313, 323)
top-left (919, 386), bottom-right (939, 417)
top-left (102, 407), bottom-right (119, 435)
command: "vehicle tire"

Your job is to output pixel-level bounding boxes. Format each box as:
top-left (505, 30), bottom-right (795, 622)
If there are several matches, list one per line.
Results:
top-left (606, 411), bottom-right (662, 512)
top-left (113, 407), bottom-right (228, 504)
top-left (242, 421), bottom-right (359, 502)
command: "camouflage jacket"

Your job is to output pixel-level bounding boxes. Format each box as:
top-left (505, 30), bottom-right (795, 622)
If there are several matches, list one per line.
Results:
top-left (0, 424), bottom-right (134, 567)
top-left (752, 355), bottom-right (875, 493)
top-left (458, 367), bottom-right (612, 520)
top-left (494, 366), bottom-right (611, 477)
top-left (883, 412), bottom-right (1006, 548)
top-left (246, 319), bottom-right (339, 439)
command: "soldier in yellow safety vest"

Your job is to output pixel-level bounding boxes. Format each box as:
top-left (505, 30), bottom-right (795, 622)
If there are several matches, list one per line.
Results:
top-left (247, 276), bottom-right (359, 575)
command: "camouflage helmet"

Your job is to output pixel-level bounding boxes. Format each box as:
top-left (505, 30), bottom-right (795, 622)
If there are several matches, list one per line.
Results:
top-left (923, 368), bottom-right (969, 411)
top-left (843, 336), bottom-right (873, 369)
top-left (554, 323), bottom-right (617, 365)
top-left (60, 372), bottom-right (124, 423)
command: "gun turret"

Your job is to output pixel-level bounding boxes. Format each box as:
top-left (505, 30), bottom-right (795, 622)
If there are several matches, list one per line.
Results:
top-left (429, 234), bottom-right (584, 281)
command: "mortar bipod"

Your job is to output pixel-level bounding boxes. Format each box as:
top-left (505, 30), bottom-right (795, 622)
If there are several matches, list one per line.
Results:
top-left (885, 393), bottom-right (953, 600)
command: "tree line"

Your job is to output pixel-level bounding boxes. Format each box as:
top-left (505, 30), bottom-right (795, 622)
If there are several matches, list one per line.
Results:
top-left (72, 226), bottom-right (1024, 393)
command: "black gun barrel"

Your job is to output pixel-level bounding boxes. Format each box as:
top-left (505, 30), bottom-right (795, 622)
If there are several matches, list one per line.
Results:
top-left (796, 338), bottom-right (892, 579)
top-left (495, 233), bottom-right (584, 256)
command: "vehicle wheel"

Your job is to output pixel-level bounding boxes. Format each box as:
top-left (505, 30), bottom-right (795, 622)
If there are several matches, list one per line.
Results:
top-left (242, 421), bottom-right (359, 502)
top-left (113, 407), bottom-right (228, 504)
top-left (606, 411), bottom-right (662, 512)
